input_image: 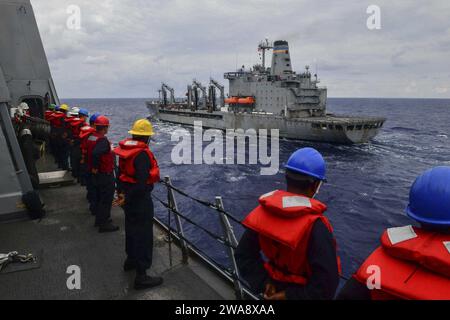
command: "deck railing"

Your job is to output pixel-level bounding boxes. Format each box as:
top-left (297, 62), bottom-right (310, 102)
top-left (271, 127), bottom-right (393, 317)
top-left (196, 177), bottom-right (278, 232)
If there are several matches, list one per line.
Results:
top-left (152, 176), bottom-right (260, 300)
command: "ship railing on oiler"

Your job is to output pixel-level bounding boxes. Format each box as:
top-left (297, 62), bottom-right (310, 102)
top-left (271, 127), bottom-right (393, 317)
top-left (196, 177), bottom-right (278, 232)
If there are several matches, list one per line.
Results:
top-left (152, 176), bottom-right (260, 300)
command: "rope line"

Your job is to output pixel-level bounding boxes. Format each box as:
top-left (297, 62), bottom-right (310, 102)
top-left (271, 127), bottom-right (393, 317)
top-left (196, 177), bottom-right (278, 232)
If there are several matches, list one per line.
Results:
top-left (159, 180), bottom-right (244, 226)
top-left (152, 194), bottom-right (236, 249)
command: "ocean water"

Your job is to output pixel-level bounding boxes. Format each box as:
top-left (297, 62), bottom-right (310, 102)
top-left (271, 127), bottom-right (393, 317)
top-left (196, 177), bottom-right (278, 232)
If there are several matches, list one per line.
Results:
top-left (64, 98), bottom-right (450, 278)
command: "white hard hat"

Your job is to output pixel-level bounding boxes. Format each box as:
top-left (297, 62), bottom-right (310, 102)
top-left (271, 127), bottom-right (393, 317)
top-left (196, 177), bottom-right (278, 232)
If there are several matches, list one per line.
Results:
top-left (69, 107), bottom-right (80, 116)
top-left (20, 129), bottom-right (32, 137)
top-left (19, 102), bottom-right (29, 110)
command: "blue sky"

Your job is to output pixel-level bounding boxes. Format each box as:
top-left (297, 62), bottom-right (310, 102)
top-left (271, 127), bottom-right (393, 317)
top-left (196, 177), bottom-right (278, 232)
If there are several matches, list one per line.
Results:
top-left (32, 0), bottom-right (450, 99)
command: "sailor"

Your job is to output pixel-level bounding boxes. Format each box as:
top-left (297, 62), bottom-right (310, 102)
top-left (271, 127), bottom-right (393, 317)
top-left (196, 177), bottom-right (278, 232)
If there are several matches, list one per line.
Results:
top-left (86, 115), bottom-right (119, 233)
top-left (235, 148), bottom-right (340, 300)
top-left (13, 102), bottom-right (31, 125)
top-left (69, 108), bottom-right (89, 181)
top-left (337, 166), bottom-right (450, 300)
top-left (19, 102), bottom-right (30, 118)
top-left (18, 128), bottom-right (40, 189)
top-left (47, 105), bottom-right (60, 159)
top-left (80, 113), bottom-right (99, 207)
top-left (53, 104), bottom-right (70, 170)
top-left (44, 104), bottom-right (56, 121)
top-left (113, 119), bottom-right (163, 290)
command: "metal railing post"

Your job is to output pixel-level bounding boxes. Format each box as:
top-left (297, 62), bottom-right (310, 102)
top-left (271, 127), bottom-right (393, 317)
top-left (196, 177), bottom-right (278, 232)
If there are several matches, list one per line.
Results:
top-left (215, 196), bottom-right (244, 300)
top-left (165, 176), bottom-right (189, 264)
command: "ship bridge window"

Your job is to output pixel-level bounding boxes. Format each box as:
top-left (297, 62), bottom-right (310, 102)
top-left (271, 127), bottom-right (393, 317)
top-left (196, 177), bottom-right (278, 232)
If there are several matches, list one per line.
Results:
top-left (335, 125), bottom-right (343, 131)
top-left (347, 125), bottom-right (354, 131)
top-left (328, 124), bottom-right (334, 130)
top-left (356, 125), bottom-right (362, 130)
top-left (312, 123), bottom-right (320, 129)
top-left (321, 124), bottom-right (328, 130)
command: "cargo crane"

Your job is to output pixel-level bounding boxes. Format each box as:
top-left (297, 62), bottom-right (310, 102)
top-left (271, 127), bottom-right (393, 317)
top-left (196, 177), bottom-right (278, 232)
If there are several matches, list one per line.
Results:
top-left (161, 83), bottom-right (175, 106)
top-left (192, 79), bottom-right (207, 110)
top-left (209, 78), bottom-right (225, 111)
top-left (258, 38), bottom-right (273, 70)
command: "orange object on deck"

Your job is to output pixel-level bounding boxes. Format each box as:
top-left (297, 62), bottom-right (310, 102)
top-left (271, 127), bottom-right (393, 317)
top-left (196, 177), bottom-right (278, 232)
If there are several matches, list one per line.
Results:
top-left (237, 97), bottom-right (255, 104)
top-left (225, 97), bottom-right (239, 104)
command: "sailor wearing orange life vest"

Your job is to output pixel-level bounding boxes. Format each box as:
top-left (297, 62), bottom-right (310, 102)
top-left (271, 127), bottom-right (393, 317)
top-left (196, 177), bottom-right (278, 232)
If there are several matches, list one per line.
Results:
top-left (113, 119), bottom-right (163, 290)
top-left (44, 104), bottom-right (56, 121)
top-left (53, 104), bottom-right (70, 170)
top-left (236, 148), bottom-right (341, 300)
top-left (338, 166), bottom-right (450, 300)
top-left (68, 108), bottom-right (89, 181)
top-left (86, 115), bottom-right (119, 233)
top-left (80, 113), bottom-right (100, 209)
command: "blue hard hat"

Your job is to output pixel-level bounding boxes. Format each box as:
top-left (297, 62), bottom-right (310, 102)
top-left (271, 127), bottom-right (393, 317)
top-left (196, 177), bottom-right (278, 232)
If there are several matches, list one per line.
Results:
top-left (285, 147), bottom-right (326, 181)
top-left (406, 166), bottom-right (450, 227)
top-left (79, 108), bottom-right (89, 117)
top-left (89, 113), bottom-right (100, 124)
top-left (55, 105), bottom-right (60, 111)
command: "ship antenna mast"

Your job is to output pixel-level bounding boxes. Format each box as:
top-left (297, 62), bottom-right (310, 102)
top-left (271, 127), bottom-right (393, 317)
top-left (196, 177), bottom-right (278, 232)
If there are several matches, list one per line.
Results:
top-left (258, 38), bottom-right (273, 70)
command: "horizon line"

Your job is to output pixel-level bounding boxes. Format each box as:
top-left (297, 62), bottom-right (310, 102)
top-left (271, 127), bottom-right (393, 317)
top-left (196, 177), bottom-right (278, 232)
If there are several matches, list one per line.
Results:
top-left (60, 96), bottom-right (450, 100)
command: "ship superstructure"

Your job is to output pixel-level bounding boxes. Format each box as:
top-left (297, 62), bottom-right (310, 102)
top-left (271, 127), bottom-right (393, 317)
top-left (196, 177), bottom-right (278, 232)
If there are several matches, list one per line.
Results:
top-left (147, 40), bottom-right (385, 144)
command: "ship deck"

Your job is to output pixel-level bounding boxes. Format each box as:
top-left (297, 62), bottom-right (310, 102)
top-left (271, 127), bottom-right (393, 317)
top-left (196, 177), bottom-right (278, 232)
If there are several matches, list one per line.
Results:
top-left (0, 156), bottom-right (235, 300)
top-left (151, 106), bottom-right (385, 125)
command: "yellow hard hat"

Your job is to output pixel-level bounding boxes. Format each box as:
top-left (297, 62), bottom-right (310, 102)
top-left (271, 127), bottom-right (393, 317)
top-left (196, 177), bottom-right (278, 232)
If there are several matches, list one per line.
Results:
top-left (59, 104), bottom-right (69, 111)
top-left (128, 119), bottom-right (154, 136)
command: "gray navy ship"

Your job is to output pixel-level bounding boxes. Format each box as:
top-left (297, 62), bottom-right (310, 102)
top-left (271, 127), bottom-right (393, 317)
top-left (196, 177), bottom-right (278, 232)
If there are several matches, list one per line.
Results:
top-left (147, 39), bottom-right (386, 144)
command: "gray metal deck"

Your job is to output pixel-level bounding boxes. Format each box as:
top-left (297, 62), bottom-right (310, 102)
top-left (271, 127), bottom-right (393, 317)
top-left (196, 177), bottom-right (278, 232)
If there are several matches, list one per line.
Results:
top-left (0, 171), bottom-right (235, 300)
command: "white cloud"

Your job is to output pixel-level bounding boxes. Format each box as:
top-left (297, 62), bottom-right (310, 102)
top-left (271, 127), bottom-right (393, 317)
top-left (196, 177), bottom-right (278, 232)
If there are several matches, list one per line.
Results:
top-left (84, 55), bottom-right (107, 64)
top-left (31, 0), bottom-right (450, 98)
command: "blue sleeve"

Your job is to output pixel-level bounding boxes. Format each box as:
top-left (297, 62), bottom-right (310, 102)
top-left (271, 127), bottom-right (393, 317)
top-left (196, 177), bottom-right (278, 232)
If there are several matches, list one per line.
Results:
top-left (285, 219), bottom-right (340, 300)
top-left (235, 229), bottom-right (270, 293)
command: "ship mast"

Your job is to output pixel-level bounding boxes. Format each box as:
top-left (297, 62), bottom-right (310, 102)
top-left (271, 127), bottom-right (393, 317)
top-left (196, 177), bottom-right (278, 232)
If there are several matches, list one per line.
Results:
top-left (258, 39), bottom-right (273, 70)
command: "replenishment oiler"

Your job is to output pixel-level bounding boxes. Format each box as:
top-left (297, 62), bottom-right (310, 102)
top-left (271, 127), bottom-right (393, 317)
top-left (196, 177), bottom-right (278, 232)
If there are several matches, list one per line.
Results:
top-left (147, 39), bottom-right (386, 144)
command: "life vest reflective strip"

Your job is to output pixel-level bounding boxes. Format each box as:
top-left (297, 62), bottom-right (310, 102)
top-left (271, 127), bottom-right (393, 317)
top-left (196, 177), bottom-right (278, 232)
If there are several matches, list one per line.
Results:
top-left (86, 132), bottom-right (114, 173)
top-left (243, 190), bottom-right (341, 285)
top-left (113, 138), bottom-right (160, 185)
top-left (354, 226), bottom-right (450, 300)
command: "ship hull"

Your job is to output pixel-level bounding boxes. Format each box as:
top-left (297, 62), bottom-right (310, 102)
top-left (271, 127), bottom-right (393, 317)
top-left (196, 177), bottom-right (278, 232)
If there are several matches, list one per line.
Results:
top-left (148, 104), bottom-right (385, 144)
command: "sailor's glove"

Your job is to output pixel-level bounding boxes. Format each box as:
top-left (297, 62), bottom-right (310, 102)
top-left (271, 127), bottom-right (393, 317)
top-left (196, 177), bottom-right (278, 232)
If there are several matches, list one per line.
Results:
top-left (113, 192), bottom-right (126, 207)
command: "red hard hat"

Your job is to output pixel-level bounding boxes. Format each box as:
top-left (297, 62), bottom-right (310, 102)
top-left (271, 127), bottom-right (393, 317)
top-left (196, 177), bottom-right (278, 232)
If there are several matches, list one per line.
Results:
top-left (95, 115), bottom-right (110, 126)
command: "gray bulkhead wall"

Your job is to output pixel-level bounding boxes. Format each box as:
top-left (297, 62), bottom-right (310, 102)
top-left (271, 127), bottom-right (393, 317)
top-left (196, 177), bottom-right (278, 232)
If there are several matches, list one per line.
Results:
top-left (0, 0), bottom-right (58, 107)
top-left (0, 0), bottom-right (57, 218)
top-left (0, 67), bottom-right (32, 217)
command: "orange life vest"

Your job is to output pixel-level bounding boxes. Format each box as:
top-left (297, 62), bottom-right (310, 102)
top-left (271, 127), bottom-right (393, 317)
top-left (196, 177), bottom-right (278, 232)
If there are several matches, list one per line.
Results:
top-left (243, 190), bottom-right (341, 285)
top-left (49, 112), bottom-right (65, 128)
top-left (45, 110), bottom-right (53, 121)
top-left (69, 118), bottom-right (85, 138)
top-left (354, 226), bottom-right (450, 300)
top-left (113, 138), bottom-right (160, 185)
top-left (79, 125), bottom-right (96, 155)
top-left (85, 132), bottom-right (114, 173)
